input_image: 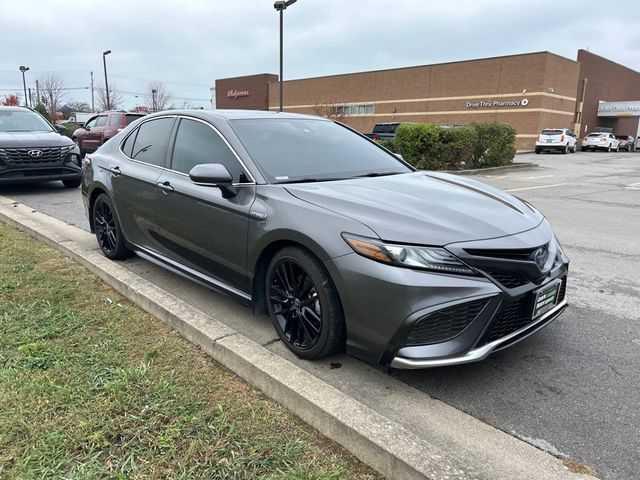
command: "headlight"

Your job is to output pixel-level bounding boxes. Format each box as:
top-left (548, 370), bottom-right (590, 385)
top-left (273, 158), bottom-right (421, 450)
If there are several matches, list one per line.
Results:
top-left (342, 234), bottom-right (477, 275)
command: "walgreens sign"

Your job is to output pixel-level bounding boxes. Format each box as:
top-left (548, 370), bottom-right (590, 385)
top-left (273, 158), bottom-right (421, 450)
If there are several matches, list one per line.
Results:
top-left (227, 89), bottom-right (250, 99)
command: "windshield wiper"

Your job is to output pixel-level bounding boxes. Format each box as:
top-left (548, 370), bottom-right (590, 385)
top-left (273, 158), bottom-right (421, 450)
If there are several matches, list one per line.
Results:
top-left (276, 177), bottom-right (343, 184)
top-left (353, 171), bottom-right (404, 178)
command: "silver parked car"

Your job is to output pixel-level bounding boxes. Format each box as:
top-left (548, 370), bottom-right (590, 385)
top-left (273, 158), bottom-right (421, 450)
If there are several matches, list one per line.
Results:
top-left (82, 110), bottom-right (569, 368)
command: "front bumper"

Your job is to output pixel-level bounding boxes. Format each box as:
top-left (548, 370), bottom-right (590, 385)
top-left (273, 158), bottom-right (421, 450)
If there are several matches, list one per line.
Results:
top-left (326, 224), bottom-right (569, 368)
top-left (390, 298), bottom-right (566, 368)
top-left (0, 148), bottom-right (82, 184)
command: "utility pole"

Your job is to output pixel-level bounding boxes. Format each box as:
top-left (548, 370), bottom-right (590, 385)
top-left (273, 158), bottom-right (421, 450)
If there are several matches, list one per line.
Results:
top-left (28, 88), bottom-right (33, 107)
top-left (35, 79), bottom-right (41, 106)
top-left (152, 88), bottom-right (157, 112)
top-left (90, 71), bottom-right (95, 112)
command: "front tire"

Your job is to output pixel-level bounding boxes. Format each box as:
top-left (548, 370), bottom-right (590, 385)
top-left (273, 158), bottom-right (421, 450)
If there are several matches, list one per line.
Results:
top-left (92, 193), bottom-right (130, 260)
top-left (266, 247), bottom-right (345, 360)
top-left (62, 177), bottom-right (81, 188)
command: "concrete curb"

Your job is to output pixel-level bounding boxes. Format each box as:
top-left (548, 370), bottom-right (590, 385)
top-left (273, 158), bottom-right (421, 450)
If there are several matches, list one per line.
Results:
top-left (0, 198), bottom-right (597, 480)
top-left (442, 162), bottom-right (538, 176)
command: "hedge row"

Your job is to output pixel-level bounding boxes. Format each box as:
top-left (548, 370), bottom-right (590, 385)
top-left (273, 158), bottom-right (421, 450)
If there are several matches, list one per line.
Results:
top-left (378, 122), bottom-right (516, 170)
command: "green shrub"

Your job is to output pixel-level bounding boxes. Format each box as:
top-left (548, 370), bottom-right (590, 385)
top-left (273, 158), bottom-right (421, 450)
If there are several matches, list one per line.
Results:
top-left (33, 103), bottom-right (50, 122)
top-left (388, 122), bottom-right (515, 170)
top-left (377, 138), bottom-right (396, 152)
top-left (471, 122), bottom-right (516, 167)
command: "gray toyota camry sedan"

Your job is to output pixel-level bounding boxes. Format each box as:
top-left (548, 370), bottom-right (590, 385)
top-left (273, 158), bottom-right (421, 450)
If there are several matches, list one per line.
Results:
top-left (82, 110), bottom-right (569, 368)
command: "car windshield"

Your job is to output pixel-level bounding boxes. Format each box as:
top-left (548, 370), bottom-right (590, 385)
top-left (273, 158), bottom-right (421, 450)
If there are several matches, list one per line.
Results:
top-left (0, 109), bottom-right (53, 132)
top-left (541, 130), bottom-right (563, 135)
top-left (230, 118), bottom-right (412, 183)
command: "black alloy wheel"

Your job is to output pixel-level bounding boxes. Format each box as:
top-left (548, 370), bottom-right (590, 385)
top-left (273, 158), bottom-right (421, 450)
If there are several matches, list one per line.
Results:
top-left (266, 247), bottom-right (345, 359)
top-left (92, 193), bottom-right (130, 260)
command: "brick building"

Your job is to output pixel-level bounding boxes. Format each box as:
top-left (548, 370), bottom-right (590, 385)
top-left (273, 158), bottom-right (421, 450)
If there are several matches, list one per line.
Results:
top-left (215, 50), bottom-right (640, 150)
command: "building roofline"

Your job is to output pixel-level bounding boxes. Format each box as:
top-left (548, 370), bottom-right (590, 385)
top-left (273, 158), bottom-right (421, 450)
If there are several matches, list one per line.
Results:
top-left (216, 73), bottom-right (278, 82)
top-left (279, 50), bottom-right (579, 84)
top-left (577, 49), bottom-right (640, 76)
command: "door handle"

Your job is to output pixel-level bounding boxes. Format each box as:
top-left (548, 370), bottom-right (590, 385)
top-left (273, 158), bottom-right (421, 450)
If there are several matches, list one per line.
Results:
top-left (156, 181), bottom-right (174, 193)
top-left (109, 166), bottom-right (121, 176)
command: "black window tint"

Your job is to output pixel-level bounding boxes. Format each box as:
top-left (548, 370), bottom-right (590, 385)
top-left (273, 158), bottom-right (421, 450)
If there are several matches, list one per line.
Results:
top-left (130, 118), bottom-right (174, 167)
top-left (95, 115), bottom-right (107, 127)
top-left (121, 130), bottom-right (137, 157)
top-left (171, 118), bottom-right (246, 182)
top-left (108, 114), bottom-right (121, 126)
top-left (126, 114), bottom-right (144, 125)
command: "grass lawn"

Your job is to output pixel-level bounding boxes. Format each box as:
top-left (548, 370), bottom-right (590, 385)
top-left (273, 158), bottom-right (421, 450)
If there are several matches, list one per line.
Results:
top-left (0, 224), bottom-right (379, 480)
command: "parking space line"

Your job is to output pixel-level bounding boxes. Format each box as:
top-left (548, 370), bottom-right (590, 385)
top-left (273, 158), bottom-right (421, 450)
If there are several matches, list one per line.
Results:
top-left (505, 183), bottom-right (571, 192)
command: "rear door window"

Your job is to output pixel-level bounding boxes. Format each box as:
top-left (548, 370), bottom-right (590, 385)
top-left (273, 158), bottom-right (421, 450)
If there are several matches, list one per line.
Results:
top-left (108, 114), bottom-right (122, 126)
top-left (130, 117), bottom-right (175, 167)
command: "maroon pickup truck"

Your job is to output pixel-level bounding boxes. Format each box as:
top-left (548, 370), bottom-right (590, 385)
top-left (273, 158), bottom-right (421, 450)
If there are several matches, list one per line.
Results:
top-left (72, 111), bottom-right (145, 155)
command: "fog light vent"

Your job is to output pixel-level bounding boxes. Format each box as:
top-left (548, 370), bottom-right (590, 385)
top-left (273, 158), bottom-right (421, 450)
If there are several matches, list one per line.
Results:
top-left (406, 298), bottom-right (489, 346)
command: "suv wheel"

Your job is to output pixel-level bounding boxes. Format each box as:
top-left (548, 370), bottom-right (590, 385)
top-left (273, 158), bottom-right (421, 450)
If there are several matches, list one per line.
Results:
top-left (92, 193), bottom-right (130, 260)
top-left (563, 145), bottom-right (569, 154)
top-left (266, 247), bottom-right (345, 360)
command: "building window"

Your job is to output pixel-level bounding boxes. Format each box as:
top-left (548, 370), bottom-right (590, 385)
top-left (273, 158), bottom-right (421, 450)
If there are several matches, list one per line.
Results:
top-left (332, 104), bottom-right (374, 116)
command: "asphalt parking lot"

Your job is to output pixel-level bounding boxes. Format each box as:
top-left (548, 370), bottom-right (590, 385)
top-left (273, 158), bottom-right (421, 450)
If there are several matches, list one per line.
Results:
top-left (2, 150), bottom-right (639, 480)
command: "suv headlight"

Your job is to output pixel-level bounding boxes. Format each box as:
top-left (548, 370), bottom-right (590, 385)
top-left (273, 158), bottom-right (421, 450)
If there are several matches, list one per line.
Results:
top-left (342, 234), bottom-right (477, 275)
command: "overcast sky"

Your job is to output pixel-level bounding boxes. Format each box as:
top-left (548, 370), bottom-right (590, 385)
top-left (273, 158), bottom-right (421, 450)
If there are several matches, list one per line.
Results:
top-left (2, 0), bottom-right (639, 110)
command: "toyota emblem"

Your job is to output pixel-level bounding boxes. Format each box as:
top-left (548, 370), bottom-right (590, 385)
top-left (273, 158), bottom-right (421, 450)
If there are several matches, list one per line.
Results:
top-left (28, 149), bottom-right (43, 158)
top-left (532, 246), bottom-right (548, 269)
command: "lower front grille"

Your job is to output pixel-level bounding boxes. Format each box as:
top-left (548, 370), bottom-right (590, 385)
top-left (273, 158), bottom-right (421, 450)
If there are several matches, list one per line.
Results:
top-left (485, 296), bottom-right (531, 344)
top-left (484, 276), bottom-right (567, 345)
top-left (406, 298), bottom-right (489, 346)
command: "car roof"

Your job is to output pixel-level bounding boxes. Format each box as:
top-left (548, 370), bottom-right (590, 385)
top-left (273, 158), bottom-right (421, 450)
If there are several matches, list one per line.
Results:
top-left (142, 109), bottom-right (327, 123)
top-left (0, 105), bottom-right (33, 112)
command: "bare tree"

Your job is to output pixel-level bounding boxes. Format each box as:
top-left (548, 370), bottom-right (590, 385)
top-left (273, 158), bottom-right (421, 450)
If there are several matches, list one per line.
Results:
top-left (96, 83), bottom-right (124, 111)
top-left (145, 81), bottom-right (172, 112)
top-left (177, 99), bottom-right (195, 109)
top-left (39, 73), bottom-right (66, 118)
top-left (312, 98), bottom-right (347, 122)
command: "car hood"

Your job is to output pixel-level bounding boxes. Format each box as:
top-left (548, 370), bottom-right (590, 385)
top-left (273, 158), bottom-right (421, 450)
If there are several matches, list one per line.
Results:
top-left (0, 131), bottom-right (74, 148)
top-left (285, 171), bottom-right (545, 245)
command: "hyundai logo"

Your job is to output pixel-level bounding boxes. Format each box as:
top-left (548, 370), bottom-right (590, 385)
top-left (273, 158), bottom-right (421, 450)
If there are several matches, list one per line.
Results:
top-left (28, 149), bottom-right (43, 158)
top-left (532, 246), bottom-right (548, 269)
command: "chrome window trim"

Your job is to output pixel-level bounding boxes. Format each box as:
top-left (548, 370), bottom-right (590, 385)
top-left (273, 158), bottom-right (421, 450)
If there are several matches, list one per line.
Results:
top-left (117, 114), bottom-right (256, 185)
top-left (170, 115), bottom-right (256, 185)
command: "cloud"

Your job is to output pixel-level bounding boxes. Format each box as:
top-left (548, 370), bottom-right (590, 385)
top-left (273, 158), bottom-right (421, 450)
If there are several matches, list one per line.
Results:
top-left (1, 0), bottom-right (638, 109)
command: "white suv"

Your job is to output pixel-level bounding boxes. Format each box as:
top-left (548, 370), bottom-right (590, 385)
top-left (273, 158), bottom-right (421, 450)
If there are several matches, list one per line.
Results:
top-left (581, 132), bottom-right (620, 152)
top-left (535, 128), bottom-right (577, 154)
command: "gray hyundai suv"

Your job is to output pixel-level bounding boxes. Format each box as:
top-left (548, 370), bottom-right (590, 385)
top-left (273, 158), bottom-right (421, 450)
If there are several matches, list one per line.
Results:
top-left (0, 106), bottom-right (82, 187)
top-left (82, 110), bottom-right (569, 368)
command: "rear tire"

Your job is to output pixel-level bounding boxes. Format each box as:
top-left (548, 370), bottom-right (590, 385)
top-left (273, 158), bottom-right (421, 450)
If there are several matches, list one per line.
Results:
top-left (266, 246), bottom-right (345, 360)
top-left (62, 178), bottom-right (82, 188)
top-left (562, 145), bottom-right (568, 154)
top-left (92, 193), bottom-right (130, 260)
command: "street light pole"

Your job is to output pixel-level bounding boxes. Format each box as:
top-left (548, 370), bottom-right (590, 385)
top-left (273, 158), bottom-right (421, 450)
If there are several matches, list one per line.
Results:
top-left (152, 88), bottom-right (157, 112)
top-left (19, 66), bottom-right (30, 107)
top-left (102, 50), bottom-right (111, 110)
top-left (273, 0), bottom-right (297, 112)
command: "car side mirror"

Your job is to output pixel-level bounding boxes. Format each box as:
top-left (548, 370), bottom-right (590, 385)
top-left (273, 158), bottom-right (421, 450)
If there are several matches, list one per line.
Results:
top-left (84, 124), bottom-right (91, 131)
top-left (189, 163), bottom-right (237, 198)
top-left (394, 153), bottom-right (404, 161)
top-left (55, 124), bottom-right (67, 134)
